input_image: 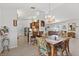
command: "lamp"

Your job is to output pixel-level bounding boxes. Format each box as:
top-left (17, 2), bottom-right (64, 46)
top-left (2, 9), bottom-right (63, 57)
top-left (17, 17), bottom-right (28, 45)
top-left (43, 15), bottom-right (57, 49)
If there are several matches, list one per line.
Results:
top-left (32, 14), bottom-right (39, 22)
top-left (31, 6), bottom-right (38, 22)
top-left (47, 16), bottom-right (55, 23)
top-left (45, 3), bottom-right (55, 24)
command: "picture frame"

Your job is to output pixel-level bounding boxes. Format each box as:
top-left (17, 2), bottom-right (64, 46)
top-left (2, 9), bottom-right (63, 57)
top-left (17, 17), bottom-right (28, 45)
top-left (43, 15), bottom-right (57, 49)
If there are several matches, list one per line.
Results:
top-left (13, 20), bottom-right (17, 26)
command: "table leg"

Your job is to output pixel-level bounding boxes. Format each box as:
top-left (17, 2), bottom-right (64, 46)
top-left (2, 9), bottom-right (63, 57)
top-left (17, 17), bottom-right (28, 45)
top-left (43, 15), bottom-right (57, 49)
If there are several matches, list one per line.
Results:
top-left (51, 45), bottom-right (57, 56)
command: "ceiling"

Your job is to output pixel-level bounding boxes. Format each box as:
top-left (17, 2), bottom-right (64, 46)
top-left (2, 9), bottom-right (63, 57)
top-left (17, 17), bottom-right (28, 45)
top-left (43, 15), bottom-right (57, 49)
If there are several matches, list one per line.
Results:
top-left (0, 3), bottom-right (79, 21)
top-left (0, 3), bottom-right (63, 9)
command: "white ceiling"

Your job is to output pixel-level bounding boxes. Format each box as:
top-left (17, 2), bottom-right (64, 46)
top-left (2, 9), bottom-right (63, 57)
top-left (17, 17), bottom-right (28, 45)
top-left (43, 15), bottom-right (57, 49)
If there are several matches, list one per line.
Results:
top-left (0, 3), bottom-right (63, 9)
top-left (0, 3), bottom-right (79, 20)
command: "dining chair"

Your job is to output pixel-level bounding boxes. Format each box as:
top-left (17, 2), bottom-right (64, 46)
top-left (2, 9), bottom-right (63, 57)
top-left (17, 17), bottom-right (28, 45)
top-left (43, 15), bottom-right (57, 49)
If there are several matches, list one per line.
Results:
top-left (61, 37), bottom-right (71, 56)
top-left (36, 36), bottom-right (50, 56)
top-left (54, 37), bottom-right (71, 56)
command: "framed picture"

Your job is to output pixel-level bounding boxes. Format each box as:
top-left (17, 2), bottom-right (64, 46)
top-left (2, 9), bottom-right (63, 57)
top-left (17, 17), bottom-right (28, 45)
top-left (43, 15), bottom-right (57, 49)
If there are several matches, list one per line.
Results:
top-left (13, 20), bottom-right (17, 26)
top-left (68, 23), bottom-right (76, 31)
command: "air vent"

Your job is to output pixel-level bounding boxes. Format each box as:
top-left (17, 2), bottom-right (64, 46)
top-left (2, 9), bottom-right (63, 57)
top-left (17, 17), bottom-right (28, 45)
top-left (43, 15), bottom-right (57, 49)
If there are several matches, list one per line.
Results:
top-left (30, 7), bottom-right (36, 9)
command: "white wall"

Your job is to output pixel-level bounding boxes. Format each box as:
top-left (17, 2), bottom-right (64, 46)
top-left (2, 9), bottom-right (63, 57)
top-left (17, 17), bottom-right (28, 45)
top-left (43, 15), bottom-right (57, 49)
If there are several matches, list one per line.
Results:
top-left (17, 19), bottom-right (32, 36)
top-left (0, 9), bottom-right (2, 27)
top-left (0, 8), bottom-right (17, 52)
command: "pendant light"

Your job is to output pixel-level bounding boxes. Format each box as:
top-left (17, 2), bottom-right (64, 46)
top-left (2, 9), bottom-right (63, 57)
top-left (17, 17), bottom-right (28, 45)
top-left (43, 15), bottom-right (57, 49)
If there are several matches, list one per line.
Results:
top-left (45, 3), bottom-right (55, 24)
top-left (31, 6), bottom-right (43, 22)
top-left (30, 6), bottom-right (38, 22)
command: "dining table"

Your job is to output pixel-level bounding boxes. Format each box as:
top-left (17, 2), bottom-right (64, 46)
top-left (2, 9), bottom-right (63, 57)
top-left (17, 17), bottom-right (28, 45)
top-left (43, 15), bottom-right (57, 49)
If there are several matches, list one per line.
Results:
top-left (45, 36), bottom-right (71, 56)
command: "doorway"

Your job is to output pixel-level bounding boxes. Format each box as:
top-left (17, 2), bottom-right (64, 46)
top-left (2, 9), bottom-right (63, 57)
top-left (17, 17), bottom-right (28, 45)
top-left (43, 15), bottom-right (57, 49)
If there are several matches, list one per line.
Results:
top-left (17, 20), bottom-right (28, 47)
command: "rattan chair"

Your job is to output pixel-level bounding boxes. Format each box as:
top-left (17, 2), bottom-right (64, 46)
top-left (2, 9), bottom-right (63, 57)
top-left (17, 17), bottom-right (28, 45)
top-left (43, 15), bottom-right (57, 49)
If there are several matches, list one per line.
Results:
top-left (54, 37), bottom-right (70, 56)
top-left (36, 36), bottom-right (50, 56)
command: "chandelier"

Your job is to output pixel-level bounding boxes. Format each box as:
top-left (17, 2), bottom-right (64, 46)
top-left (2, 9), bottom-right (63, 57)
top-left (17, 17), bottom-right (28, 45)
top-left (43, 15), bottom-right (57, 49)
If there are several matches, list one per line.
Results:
top-left (45, 3), bottom-right (55, 24)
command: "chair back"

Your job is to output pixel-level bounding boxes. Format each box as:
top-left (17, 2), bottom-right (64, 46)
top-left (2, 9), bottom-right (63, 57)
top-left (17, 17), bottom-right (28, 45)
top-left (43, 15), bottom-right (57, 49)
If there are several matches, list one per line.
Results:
top-left (36, 36), bottom-right (48, 56)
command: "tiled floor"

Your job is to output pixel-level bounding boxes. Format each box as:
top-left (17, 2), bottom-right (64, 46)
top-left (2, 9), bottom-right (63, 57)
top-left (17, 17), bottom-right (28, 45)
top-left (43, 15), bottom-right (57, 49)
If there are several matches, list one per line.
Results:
top-left (0, 36), bottom-right (79, 56)
top-left (69, 38), bottom-right (79, 56)
top-left (0, 44), bottom-right (36, 56)
top-left (0, 36), bottom-right (36, 56)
